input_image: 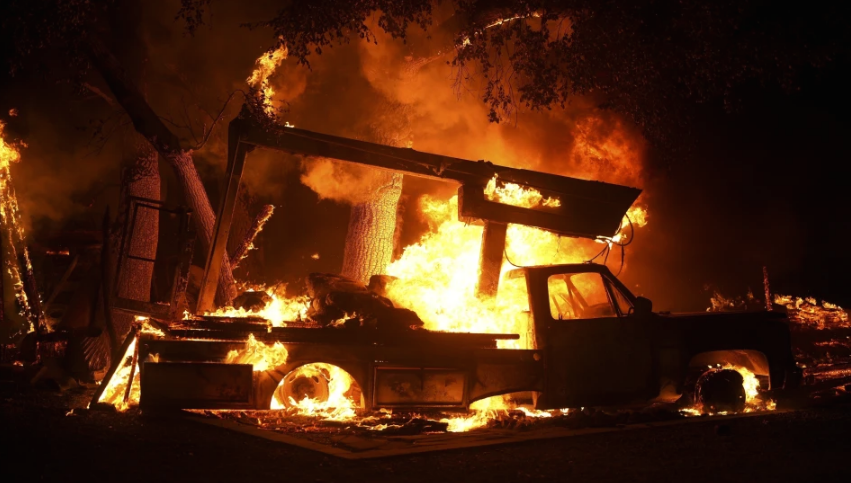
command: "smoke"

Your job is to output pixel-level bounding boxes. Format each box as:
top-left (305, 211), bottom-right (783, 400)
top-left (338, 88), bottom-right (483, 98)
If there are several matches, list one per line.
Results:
top-left (300, 159), bottom-right (397, 205)
top-left (1, 0), bottom-right (654, 300)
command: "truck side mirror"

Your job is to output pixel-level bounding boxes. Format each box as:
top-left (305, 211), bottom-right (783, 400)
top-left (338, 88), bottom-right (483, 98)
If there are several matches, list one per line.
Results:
top-left (633, 296), bottom-right (653, 316)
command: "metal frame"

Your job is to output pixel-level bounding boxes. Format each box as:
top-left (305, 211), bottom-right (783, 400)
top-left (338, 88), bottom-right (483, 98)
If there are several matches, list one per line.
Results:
top-left (197, 113), bottom-right (642, 313)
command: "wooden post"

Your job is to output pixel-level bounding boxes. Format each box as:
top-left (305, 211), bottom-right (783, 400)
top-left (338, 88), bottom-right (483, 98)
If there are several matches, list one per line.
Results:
top-left (476, 221), bottom-right (507, 298)
top-left (197, 118), bottom-right (249, 314)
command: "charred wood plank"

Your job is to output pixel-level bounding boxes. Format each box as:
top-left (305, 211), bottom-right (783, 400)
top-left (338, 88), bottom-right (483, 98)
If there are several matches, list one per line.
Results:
top-left (198, 120), bottom-right (250, 314)
top-left (140, 362), bottom-right (254, 409)
top-left (161, 326), bottom-right (517, 348)
top-left (240, 121), bottom-right (640, 237)
top-left (476, 221), bottom-right (507, 298)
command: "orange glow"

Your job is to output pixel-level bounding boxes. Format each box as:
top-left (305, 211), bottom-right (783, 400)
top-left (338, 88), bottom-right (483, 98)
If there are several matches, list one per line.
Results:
top-left (203, 286), bottom-right (310, 327)
top-left (682, 363), bottom-right (775, 416)
top-left (247, 45), bottom-right (288, 116)
top-left (484, 175), bottom-right (561, 209)
top-left (270, 363), bottom-right (359, 421)
top-left (0, 121), bottom-right (36, 334)
top-left (95, 337), bottom-right (144, 412)
top-left (383, 194), bottom-right (642, 352)
top-left (774, 294), bottom-right (850, 328)
top-left (224, 333), bottom-right (289, 372)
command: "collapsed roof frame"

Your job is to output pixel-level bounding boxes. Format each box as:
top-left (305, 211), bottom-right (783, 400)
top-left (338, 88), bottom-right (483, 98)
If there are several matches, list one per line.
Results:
top-left (197, 114), bottom-right (641, 313)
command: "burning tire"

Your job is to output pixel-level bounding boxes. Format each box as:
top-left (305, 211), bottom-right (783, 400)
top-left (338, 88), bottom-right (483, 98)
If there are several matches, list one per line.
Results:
top-left (275, 365), bottom-right (331, 407)
top-left (270, 363), bottom-right (363, 413)
top-left (695, 368), bottom-right (747, 414)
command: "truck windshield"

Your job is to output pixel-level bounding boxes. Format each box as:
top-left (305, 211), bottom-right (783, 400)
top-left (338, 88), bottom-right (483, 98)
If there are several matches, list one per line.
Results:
top-left (548, 273), bottom-right (617, 320)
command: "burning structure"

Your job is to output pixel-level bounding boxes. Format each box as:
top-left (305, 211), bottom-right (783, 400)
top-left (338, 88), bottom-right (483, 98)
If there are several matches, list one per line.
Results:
top-left (2, 3), bottom-right (846, 441)
top-left (73, 109), bottom-right (793, 429)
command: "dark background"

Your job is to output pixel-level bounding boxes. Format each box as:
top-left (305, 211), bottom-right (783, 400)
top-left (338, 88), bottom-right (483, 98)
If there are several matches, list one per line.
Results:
top-left (0, 4), bottom-right (849, 313)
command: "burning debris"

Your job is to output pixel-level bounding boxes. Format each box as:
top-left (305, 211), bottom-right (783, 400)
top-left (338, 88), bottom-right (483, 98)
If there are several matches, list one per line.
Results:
top-left (0, 121), bottom-right (39, 335)
top-left (773, 295), bottom-right (850, 329)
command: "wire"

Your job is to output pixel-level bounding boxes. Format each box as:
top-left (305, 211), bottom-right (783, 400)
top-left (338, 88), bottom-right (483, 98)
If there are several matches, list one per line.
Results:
top-left (504, 246), bottom-right (524, 268)
top-left (585, 211), bottom-right (637, 273)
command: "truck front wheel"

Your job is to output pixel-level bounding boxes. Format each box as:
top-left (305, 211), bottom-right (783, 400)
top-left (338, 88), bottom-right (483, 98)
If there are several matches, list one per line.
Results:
top-left (695, 368), bottom-right (747, 414)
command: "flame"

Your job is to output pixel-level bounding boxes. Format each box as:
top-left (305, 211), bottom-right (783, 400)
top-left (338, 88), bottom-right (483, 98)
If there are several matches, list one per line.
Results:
top-left (774, 294), bottom-right (850, 328)
top-left (203, 286), bottom-right (310, 327)
top-left (137, 316), bottom-right (166, 338)
top-left (270, 363), bottom-right (359, 421)
top-left (681, 363), bottom-right (775, 416)
top-left (460, 13), bottom-right (543, 48)
top-left (384, 194), bottom-right (641, 350)
top-left (95, 337), bottom-right (144, 412)
top-left (440, 396), bottom-right (561, 432)
top-left (0, 121), bottom-right (37, 333)
top-left (247, 45), bottom-right (288, 116)
top-left (484, 175), bottom-right (561, 209)
top-left (94, 319), bottom-right (164, 411)
top-left (225, 334), bottom-right (288, 372)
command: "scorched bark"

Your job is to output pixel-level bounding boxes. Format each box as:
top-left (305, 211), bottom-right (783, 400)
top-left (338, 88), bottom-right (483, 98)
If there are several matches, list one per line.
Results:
top-left (341, 172), bottom-right (403, 285)
top-left (86, 34), bottom-right (236, 305)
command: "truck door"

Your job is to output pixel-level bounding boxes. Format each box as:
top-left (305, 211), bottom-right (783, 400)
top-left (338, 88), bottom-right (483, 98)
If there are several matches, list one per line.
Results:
top-left (541, 272), bottom-right (655, 408)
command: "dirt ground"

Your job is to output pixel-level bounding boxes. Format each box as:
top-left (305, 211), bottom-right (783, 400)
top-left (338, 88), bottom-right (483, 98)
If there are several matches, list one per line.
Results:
top-left (2, 386), bottom-right (850, 483)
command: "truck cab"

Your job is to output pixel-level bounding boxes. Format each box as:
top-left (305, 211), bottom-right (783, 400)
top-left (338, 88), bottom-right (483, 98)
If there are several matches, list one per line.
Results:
top-left (513, 263), bottom-right (800, 410)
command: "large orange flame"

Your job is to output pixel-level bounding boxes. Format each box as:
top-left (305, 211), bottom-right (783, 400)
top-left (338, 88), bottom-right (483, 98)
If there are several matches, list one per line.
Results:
top-left (247, 45), bottom-right (288, 116)
top-left (484, 175), bottom-right (561, 209)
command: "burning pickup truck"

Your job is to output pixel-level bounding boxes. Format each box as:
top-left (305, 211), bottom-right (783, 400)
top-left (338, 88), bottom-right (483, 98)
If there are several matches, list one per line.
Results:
top-left (119, 262), bottom-right (798, 416)
top-left (94, 119), bottom-right (799, 417)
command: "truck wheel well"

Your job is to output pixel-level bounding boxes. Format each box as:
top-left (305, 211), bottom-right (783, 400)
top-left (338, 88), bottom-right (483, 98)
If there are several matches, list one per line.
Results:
top-left (269, 362), bottom-right (364, 410)
top-left (688, 350), bottom-right (770, 376)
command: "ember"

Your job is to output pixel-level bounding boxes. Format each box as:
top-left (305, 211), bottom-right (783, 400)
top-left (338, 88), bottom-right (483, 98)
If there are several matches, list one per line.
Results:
top-left (774, 294), bottom-right (850, 328)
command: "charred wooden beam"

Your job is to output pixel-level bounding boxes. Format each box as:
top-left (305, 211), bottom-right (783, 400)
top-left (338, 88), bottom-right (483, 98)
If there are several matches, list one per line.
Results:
top-left (477, 221), bottom-right (507, 298)
top-left (198, 120), bottom-right (250, 314)
top-left (199, 114), bottom-right (640, 312)
top-left (241, 121), bottom-right (642, 217)
top-left (153, 325), bottom-right (518, 348)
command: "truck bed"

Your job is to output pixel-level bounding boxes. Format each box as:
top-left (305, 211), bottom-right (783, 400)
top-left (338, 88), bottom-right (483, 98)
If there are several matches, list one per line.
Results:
top-left (163, 316), bottom-right (519, 348)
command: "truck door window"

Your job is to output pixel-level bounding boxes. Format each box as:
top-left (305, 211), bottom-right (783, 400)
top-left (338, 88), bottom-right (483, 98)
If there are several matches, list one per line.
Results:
top-left (548, 273), bottom-right (617, 320)
top-left (607, 282), bottom-right (634, 316)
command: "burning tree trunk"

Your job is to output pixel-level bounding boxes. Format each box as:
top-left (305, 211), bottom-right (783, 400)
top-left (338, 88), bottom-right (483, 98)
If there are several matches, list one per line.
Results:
top-left (339, 101), bottom-right (410, 284)
top-left (86, 34), bottom-right (237, 306)
top-left (340, 173), bottom-right (403, 284)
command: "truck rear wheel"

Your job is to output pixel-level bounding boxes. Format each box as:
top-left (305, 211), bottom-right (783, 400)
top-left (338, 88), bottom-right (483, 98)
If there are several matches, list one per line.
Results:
top-left (275, 365), bottom-right (331, 407)
top-left (695, 368), bottom-right (747, 414)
